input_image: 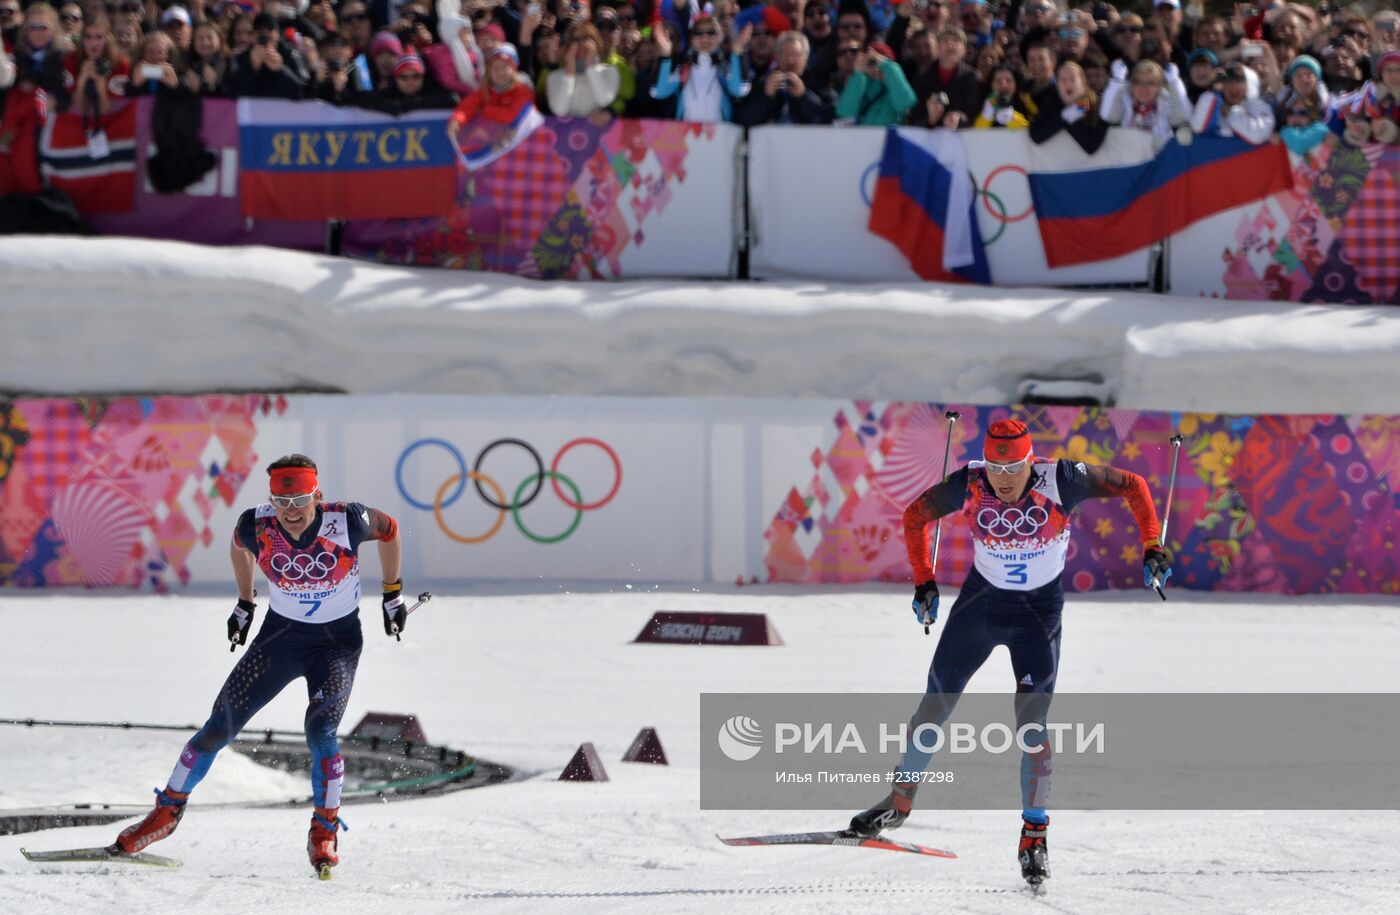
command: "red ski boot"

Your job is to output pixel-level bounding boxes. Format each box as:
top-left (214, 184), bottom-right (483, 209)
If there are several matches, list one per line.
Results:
top-left (308, 807), bottom-right (343, 879)
top-left (115, 788), bottom-right (188, 854)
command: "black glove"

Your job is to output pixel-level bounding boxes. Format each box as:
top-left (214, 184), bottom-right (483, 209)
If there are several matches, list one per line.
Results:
top-left (912, 580), bottom-right (940, 626)
top-left (383, 580), bottom-right (407, 637)
top-left (228, 597), bottom-right (256, 650)
top-left (1143, 543), bottom-right (1172, 596)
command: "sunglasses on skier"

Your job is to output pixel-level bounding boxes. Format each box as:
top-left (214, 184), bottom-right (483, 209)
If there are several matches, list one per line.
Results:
top-left (270, 492), bottom-right (317, 509)
top-left (984, 458), bottom-right (1030, 475)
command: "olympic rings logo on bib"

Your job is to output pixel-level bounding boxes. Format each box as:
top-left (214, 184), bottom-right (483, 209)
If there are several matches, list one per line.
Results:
top-left (270, 551), bottom-right (340, 582)
top-left (395, 437), bottom-right (622, 545)
top-left (977, 505), bottom-right (1050, 539)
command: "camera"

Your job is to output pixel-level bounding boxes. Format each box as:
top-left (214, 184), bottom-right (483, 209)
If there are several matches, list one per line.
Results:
top-left (1059, 12), bottom-right (1074, 25)
top-left (257, 34), bottom-right (272, 46)
top-left (94, 58), bottom-right (111, 76)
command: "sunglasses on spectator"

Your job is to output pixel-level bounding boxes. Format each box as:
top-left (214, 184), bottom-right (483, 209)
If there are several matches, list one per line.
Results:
top-left (471, 9), bottom-right (492, 21)
top-left (692, 28), bottom-right (719, 37)
top-left (397, 73), bottom-right (424, 80)
top-left (61, 12), bottom-right (83, 22)
top-left (1058, 28), bottom-right (1082, 39)
top-left (837, 46), bottom-right (860, 55)
top-left (1343, 28), bottom-right (1368, 40)
top-left (984, 458), bottom-right (1030, 475)
top-left (596, 19), bottom-right (618, 30)
top-left (342, 12), bottom-right (369, 22)
top-left (1116, 24), bottom-right (1141, 34)
top-left (270, 493), bottom-right (316, 509)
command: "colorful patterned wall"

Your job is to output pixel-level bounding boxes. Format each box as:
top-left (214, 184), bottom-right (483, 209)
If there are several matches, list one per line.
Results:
top-left (0, 396), bottom-right (285, 590)
top-left (341, 118), bottom-right (735, 278)
top-left (1182, 138), bottom-right (1400, 303)
top-left (764, 403), bottom-right (1400, 595)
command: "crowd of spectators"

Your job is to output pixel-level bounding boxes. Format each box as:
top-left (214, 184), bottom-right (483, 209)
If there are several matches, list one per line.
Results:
top-left (2, 0), bottom-right (1399, 193)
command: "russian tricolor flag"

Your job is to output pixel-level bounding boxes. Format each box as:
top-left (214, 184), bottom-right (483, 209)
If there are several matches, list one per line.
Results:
top-left (868, 128), bottom-right (990, 284)
top-left (1028, 134), bottom-right (1293, 269)
top-left (238, 99), bottom-right (458, 221)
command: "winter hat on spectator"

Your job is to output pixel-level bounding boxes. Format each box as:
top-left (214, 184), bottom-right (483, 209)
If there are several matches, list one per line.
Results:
top-left (370, 30), bottom-right (404, 57)
top-left (762, 7), bottom-right (792, 35)
top-left (478, 22), bottom-right (506, 42)
top-left (489, 43), bottom-right (519, 68)
top-left (393, 53), bottom-right (425, 76)
top-left (160, 5), bottom-right (191, 26)
top-left (1154, 0), bottom-right (1180, 9)
top-left (1186, 47), bottom-right (1217, 68)
top-left (1285, 55), bottom-right (1321, 83)
top-left (1378, 50), bottom-right (1400, 73)
top-left (984, 420), bottom-right (1032, 464)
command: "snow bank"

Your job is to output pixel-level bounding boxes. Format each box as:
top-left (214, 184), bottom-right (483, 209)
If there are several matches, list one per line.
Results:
top-left (3, 237), bottom-right (1399, 414)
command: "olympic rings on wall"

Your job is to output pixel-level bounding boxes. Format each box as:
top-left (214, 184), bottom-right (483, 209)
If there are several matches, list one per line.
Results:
top-left (396, 437), bottom-right (622, 544)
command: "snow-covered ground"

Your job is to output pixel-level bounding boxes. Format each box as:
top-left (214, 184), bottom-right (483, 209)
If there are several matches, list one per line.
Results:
top-left (2, 586), bottom-right (1397, 914)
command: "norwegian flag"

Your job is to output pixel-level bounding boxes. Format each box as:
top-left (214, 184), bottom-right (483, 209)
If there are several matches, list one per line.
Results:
top-left (38, 99), bottom-right (137, 214)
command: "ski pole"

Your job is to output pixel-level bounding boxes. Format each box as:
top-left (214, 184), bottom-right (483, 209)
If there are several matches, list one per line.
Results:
top-left (1151, 435), bottom-right (1184, 601)
top-left (926, 410), bottom-right (960, 635)
top-left (391, 591), bottom-right (433, 642)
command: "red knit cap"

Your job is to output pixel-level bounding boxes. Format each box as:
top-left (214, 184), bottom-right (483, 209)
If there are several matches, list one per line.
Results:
top-left (984, 419), bottom-right (1032, 463)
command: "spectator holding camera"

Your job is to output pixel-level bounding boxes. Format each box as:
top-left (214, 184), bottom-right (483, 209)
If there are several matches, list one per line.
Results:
top-left (835, 40), bottom-right (915, 126)
top-left (1190, 61), bottom-right (1274, 145)
top-left (1100, 58), bottom-right (1189, 150)
top-left (546, 21), bottom-right (619, 118)
top-left (736, 29), bottom-right (830, 125)
top-left (225, 12), bottom-right (309, 99)
top-left (912, 25), bottom-right (982, 128)
top-left (128, 30), bottom-right (182, 94)
top-left (315, 33), bottom-right (369, 104)
top-left (65, 15), bottom-right (131, 115)
top-left (1030, 59), bottom-right (1107, 154)
top-left (974, 62), bottom-right (1028, 128)
top-left (650, 14), bottom-right (748, 123)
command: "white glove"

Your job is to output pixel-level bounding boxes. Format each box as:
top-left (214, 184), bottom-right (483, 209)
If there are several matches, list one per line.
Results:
top-left (1164, 62), bottom-right (1179, 81)
top-left (1061, 103), bottom-right (1086, 124)
top-left (1110, 59), bottom-right (1128, 82)
top-left (995, 105), bottom-right (1014, 125)
top-left (1175, 124), bottom-right (1194, 145)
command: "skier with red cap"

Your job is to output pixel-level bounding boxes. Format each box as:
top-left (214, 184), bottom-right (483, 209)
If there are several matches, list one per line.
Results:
top-left (848, 418), bottom-right (1170, 890)
top-left (111, 453), bottom-right (409, 879)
